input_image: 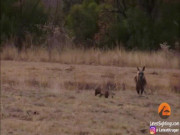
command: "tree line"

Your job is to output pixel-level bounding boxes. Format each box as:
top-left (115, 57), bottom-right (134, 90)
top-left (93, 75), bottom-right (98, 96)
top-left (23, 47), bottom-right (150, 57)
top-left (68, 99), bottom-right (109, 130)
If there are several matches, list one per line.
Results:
top-left (1, 0), bottom-right (180, 50)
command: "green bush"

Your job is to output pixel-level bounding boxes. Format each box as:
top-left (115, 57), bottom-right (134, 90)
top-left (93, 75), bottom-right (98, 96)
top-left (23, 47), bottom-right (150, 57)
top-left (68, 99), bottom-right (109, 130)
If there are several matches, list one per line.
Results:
top-left (66, 0), bottom-right (99, 46)
top-left (0, 0), bottom-right (48, 46)
top-left (65, 0), bottom-right (180, 50)
top-left (1, 0), bottom-right (179, 50)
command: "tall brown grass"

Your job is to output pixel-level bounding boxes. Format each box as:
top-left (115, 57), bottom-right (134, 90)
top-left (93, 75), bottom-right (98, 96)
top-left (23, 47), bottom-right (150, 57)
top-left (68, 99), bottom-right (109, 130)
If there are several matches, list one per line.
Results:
top-left (1, 46), bottom-right (180, 69)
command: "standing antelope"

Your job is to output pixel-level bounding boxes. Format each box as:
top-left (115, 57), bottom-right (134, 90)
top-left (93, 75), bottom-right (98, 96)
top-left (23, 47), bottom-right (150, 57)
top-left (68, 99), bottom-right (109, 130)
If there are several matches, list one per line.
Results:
top-left (134, 66), bottom-right (147, 95)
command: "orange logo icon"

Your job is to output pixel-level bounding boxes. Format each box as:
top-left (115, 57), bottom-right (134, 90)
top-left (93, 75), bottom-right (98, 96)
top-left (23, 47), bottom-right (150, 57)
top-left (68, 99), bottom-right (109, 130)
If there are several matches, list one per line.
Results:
top-left (158, 103), bottom-right (171, 119)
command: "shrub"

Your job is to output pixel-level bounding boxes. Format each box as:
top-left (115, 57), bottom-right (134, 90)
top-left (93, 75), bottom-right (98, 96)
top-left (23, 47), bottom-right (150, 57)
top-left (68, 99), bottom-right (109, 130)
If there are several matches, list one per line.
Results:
top-left (0, 0), bottom-right (48, 48)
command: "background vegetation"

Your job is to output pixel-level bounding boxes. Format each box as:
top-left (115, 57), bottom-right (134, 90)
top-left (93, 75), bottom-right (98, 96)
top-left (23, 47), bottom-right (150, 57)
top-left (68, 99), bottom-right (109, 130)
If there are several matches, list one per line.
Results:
top-left (1, 0), bottom-right (180, 50)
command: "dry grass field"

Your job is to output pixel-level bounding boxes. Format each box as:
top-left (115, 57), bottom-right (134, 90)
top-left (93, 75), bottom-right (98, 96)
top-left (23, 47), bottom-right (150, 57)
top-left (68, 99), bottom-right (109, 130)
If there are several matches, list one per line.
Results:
top-left (1, 0), bottom-right (180, 134)
top-left (1, 46), bottom-right (180, 69)
top-left (1, 59), bottom-right (180, 135)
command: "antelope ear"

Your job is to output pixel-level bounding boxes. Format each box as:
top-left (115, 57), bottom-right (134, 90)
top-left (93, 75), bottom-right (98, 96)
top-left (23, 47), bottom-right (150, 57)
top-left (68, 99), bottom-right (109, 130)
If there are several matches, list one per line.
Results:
top-left (142, 66), bottom-right (145, 71)
top-left (137, 67), bottom-right (140, 71)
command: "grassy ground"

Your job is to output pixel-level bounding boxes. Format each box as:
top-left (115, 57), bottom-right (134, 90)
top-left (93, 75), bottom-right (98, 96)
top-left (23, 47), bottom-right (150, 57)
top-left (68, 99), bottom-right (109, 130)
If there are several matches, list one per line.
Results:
top-left (1, 60), bottom-right (180, 135)
top-left (1, 46), bottom-right (180, 69)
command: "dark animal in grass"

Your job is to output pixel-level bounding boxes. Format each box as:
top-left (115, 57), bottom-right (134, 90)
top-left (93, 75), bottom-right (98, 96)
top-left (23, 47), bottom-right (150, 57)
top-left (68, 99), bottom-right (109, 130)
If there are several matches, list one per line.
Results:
top-left (134, 66), bottom-right (147, 95)
top-left (95, 87), bottom-right (114, 98)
